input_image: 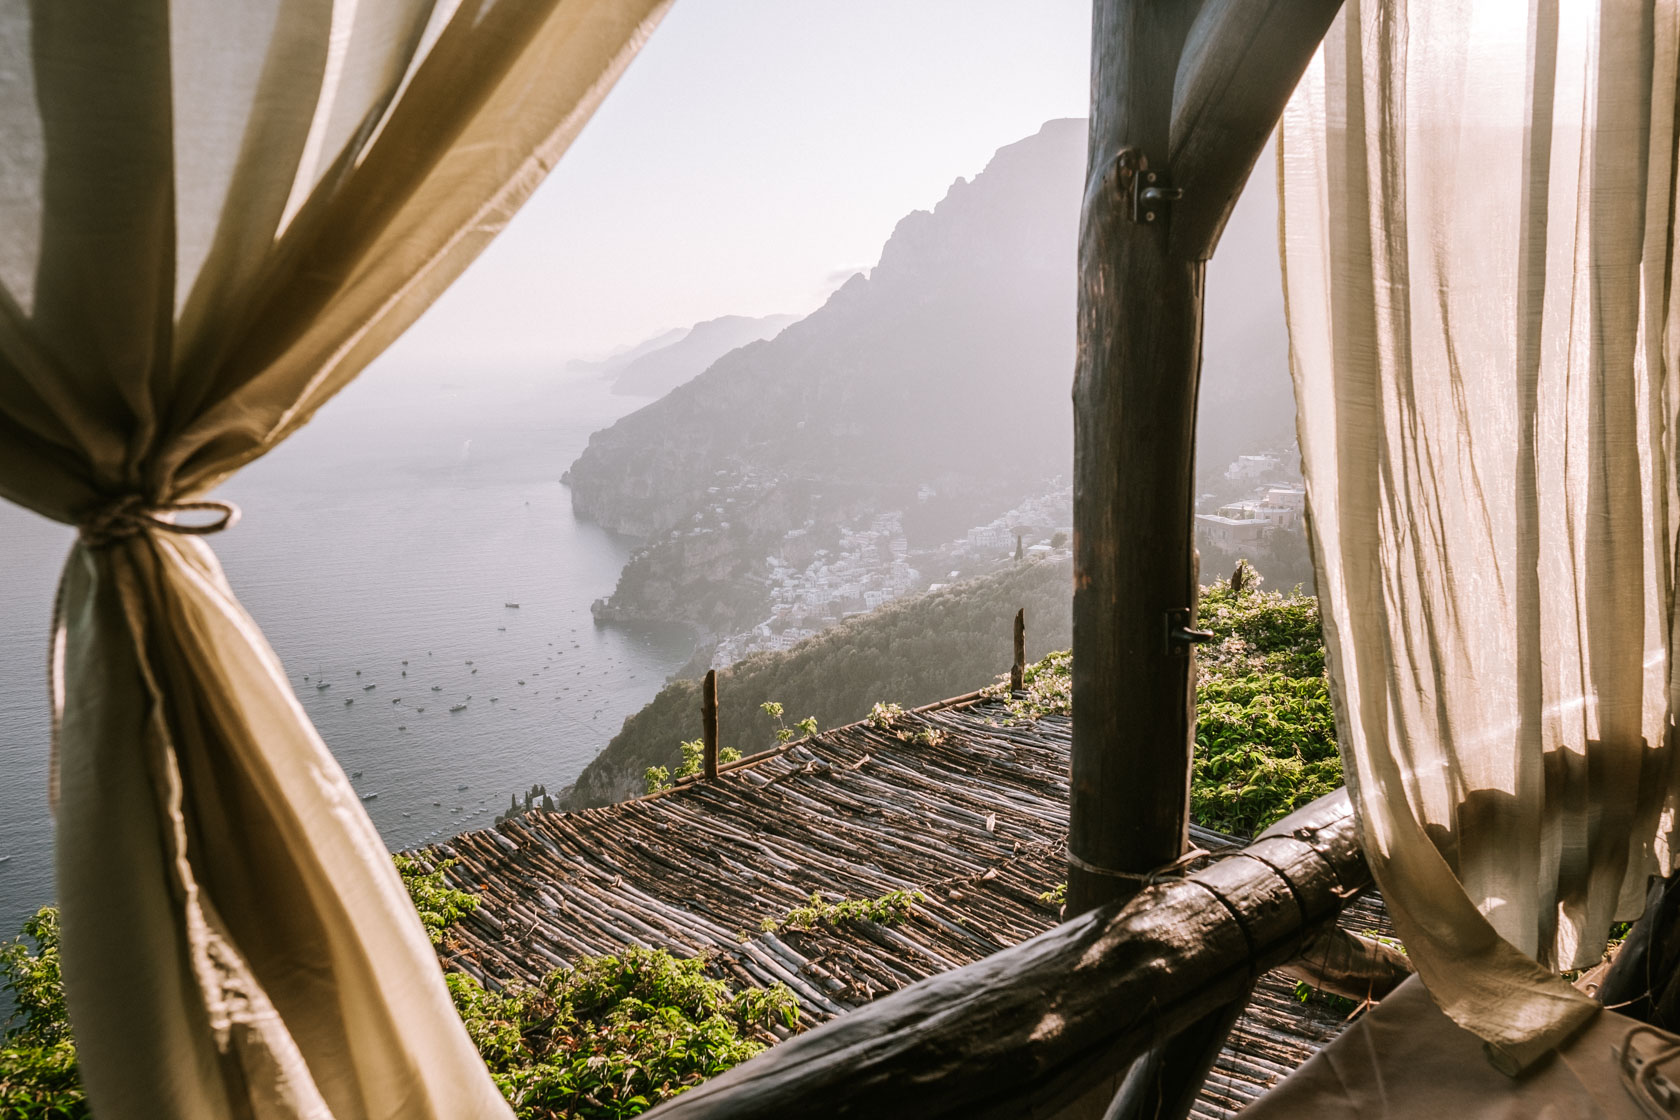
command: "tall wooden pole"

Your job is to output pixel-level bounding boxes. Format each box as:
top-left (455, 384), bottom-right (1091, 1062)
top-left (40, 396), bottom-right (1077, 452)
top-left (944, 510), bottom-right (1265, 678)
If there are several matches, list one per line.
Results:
top-left (1069, 1), bottom-right (1203, 917)
top-left (1011, 608), bottom-right (1026, 692)
top-left (1068, 0), bottom-right (1345, 920)
top-left (1071, 3), bottom-right (1343, 1115)
top-left (701, 669), bottom-right (719, 780)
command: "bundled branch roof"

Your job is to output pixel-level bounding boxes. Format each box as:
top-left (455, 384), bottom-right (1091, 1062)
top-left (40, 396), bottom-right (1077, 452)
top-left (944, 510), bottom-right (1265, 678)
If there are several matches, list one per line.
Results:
top-left (424, 695), bottom-right (1392, 1118)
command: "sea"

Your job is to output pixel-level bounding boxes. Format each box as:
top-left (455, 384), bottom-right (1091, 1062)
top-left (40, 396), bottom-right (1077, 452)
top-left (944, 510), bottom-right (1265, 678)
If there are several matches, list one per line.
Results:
top-left (0, 360), bottom-right (693, 938)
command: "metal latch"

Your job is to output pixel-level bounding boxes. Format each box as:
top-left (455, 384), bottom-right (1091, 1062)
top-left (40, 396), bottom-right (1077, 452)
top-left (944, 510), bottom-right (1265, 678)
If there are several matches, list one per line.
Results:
top-left (1115, 149), bottom-right (1183, 224)
top-left (1166, 608), bottom-right (1213, 653)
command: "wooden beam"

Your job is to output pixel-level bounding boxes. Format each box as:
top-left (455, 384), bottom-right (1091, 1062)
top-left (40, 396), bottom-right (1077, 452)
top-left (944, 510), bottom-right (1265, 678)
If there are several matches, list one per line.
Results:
top-left (1167, 0), bottom-right (1344, 260)
top-left (701, 668), bottom-right (719, 780)
top-left (643, 793), bottom-right (1371, 1120)
top-left (1277, 925), bottom-right (1411, 1004)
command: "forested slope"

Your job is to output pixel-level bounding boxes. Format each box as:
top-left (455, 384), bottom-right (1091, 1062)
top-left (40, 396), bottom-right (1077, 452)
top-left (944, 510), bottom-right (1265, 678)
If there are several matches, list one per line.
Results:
top-left (563, 558), bottom-right (1073, 807)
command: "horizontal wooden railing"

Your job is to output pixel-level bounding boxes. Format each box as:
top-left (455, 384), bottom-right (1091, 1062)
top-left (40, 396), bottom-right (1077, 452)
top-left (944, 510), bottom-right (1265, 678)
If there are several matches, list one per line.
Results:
top-left (645, 790), bottom-right (1406, 1120)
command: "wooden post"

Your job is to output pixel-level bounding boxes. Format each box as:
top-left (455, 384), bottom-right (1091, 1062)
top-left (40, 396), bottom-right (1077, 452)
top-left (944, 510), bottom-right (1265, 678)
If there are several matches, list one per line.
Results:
top-left (701, 669), bottom-right (719, 780)
top-left (1069, 0), bottom-right (1205, 919)
top-left (1069, 0), bottom-right (1344, 919)
top-left (1068, 3), bottom-right (1344, 1115)
top-left (1011, 608), bottom-right (1026, 692)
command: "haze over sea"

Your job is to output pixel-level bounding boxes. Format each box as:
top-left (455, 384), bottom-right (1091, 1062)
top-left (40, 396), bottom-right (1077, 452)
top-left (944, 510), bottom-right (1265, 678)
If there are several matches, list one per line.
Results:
top-left (0, 360), bottom-right (694, 935)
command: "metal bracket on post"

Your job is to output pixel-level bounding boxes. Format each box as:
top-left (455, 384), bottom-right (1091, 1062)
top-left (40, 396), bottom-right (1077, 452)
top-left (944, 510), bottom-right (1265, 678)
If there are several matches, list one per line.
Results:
top-left (1165, 608), bottom-right (1213, 653)
top-left (1115, 148), bottom-right (1183, 225)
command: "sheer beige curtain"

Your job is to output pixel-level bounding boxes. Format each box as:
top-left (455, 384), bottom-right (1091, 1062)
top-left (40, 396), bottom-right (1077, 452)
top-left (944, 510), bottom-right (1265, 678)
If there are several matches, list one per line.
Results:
top-left (0, 1), bottom-right (669, 1115)
top-left (1280, 0), bottom-right (1680, 1072)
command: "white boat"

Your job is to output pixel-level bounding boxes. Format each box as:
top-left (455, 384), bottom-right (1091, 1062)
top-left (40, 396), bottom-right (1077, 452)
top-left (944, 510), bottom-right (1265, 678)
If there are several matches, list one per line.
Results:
top-left (363, 684), bottom-right (375, 691)
top-left (316, 682), bottom-right (330, 690)
top-left (449, 703), bottom-right (467, 712)
top-left (360, 793), bottom-right (378, 801)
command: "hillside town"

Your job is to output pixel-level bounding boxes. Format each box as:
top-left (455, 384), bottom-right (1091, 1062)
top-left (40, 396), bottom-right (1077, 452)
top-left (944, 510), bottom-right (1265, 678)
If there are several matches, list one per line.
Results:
top-left (709, 484), bottom-right (1073, 667)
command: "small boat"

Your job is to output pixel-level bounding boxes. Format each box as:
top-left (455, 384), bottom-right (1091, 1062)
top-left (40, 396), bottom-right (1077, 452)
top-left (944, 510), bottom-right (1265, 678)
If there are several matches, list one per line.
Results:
top-left (0, 855), bottom-right (11, 864)
top-left (317, 682), bottom-right (330, 690)
top-left (360, 793), bottom-right (378, 801)
top-left (504, 602), bottom-right (520, 608)
top-left (363, 684), bottom-right (375, 691)
top-left (450, 703), bottom-right (467, 712)
top-left (498, 627), bottom-right (506, 631)
top-left (458, 784), bottom-right (470, 791)
top-left (490, 697), bottom-right (499, 702)
top-left (416, 707), bottom-right (425, 713)
top-left (465, 660), bottom-right (473, 666)
top-left (401, 670), bottom-right (406, 676)
top-left (401, 660), bottom-right (408, 666)
top-left (431, 685), bottom-right (442, 691)
top-left (433, 801), bottom-right (442, 807)
top-left (355, 670), bottom-right (361, 676)
top-left (344, 698), bottom-right (354, 706)
top-left (517, 680), bottom-right (525, 685)
top-left (392, 698), bottom-right (401, 704)
top-left (351, 770), bottom-right (363, 778)
top-left (397, 725), bottom-right (406, 731)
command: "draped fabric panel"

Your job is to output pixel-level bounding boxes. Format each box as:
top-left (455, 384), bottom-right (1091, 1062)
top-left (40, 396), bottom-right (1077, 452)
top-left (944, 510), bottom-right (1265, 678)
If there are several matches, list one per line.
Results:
top-left (0, 1), bottom-right (670, 1115)
top-left (1280, 0), bottom-right (1680, 1071)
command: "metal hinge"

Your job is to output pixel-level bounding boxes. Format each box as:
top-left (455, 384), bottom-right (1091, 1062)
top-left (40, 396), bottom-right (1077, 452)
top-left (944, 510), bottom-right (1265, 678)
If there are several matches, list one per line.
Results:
top-left (1115, 149), bottom-right (1183, 225)
top-left (1166, 607), bottom-right (1213, 653)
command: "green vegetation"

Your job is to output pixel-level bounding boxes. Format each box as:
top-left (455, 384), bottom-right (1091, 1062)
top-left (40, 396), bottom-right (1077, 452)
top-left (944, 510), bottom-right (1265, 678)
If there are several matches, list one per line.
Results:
top-left (570, 558), bottom-right (1073, 807)
top-left (760, 702), bottom-right (819, 745)
top-left (1, 908), bottom-right (87, 1119)
top-left (395, 855), bottom-right (481, 945)
top-left (989, 572), bottom-right (1337, 838)
top-left (643, 701), bottom-right (819, 795)
top-left (761, 890), bottom-right (924, 934)
top-left (643, 739), bottom-right (743, 795)
top-left (450, 948), bottom-right (796, 1119)
top-left (8, 860), bottom-right (798, 1120)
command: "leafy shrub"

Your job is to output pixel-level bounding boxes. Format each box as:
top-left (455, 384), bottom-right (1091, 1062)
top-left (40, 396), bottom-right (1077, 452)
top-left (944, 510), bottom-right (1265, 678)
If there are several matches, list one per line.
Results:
top-left (0, 908), bottom-right (88, 1119)
top-left (644, 739), bottom-right (744, 795)
top-left (395, 855), bottom-right (480, 945)
top-left (450, 947), bottom-right (797, 1119)
top-left (759, 702), bottom-right (818, 744)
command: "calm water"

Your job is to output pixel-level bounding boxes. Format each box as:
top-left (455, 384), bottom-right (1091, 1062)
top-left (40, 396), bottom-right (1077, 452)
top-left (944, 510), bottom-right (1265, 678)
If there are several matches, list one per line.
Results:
top-left (0, 361), bottom-right (692, 936)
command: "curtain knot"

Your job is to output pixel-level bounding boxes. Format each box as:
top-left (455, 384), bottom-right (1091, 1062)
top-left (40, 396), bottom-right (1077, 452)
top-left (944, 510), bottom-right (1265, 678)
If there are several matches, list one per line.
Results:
top-left (77, 495), bottom-right (241, 548)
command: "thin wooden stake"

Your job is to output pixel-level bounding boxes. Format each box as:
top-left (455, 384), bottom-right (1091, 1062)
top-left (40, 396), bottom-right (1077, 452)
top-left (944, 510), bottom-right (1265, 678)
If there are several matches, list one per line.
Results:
top-left (1011, 609), bottom-right (1026, 692)
top-left (702, 669), bottom-right (719, 780)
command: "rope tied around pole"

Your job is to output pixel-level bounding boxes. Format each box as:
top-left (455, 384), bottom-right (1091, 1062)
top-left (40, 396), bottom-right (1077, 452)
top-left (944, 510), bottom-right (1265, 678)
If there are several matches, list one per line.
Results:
top-left (1066, 845), bottom-right (1222, 886)
top-left (48, 496), bottom-right (243, 809)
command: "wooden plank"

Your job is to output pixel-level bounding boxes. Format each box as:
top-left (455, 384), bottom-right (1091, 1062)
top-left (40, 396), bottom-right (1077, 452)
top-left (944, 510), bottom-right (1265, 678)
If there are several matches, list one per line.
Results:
top-left (642, 793), bottom-right (1370, 1120)
top-left (1167, 0), bottom-right (1345, 260)
top-left (702, 668), bottom-right (719, 780)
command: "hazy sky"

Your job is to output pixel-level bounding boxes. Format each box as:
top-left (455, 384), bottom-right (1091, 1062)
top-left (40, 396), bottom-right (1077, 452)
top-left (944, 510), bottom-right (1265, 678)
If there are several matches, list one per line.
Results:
top-left (383, 1), bottom-right (1093, 368)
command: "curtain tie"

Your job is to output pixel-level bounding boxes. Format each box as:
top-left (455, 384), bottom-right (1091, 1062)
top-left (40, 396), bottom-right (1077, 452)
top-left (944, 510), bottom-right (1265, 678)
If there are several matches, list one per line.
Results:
top-left (77, 495), bottom-right (241, 548)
